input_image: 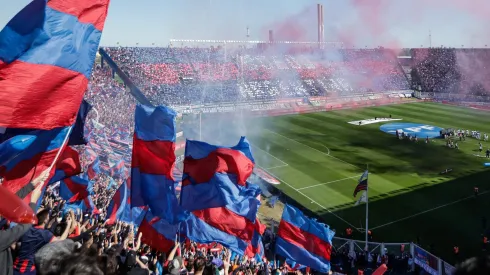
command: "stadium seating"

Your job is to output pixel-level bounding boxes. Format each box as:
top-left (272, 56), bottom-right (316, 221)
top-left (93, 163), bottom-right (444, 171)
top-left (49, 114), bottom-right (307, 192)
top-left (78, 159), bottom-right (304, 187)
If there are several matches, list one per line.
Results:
top-left (103, 47), bottom-right (410, 105)
top-left (412, 48), bottom-right (490, 102)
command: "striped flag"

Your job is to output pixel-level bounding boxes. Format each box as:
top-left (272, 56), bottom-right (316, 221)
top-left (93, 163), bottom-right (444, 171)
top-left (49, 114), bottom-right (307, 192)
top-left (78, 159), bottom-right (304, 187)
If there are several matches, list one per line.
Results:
top-left (353, 170), bottom-right (368, 197)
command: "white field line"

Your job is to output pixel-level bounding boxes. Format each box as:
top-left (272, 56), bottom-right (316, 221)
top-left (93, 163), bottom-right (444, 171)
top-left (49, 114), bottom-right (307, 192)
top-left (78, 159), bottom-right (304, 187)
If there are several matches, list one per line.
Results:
top-left (316, 143), bottom-right (330, 155)
top-left (297, 175), bottom-right (361, 191)
top-left (371, 189), bottom-right (490, 230)
top-left (251, 144), bottom-right (289, 167)
top-left (265, 129), bottom-right (360, 169)
top-left (265, 164), bottom-right (289, 170)
top-left (257, 164), bottom-right (360, 231)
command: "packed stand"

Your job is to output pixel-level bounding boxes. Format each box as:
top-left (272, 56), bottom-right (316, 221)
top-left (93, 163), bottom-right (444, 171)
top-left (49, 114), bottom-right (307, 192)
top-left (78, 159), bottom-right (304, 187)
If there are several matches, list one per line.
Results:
top-left (412, 48), bottom-right (490, 100)
top-left (103, 47), bottom-right (410, 105)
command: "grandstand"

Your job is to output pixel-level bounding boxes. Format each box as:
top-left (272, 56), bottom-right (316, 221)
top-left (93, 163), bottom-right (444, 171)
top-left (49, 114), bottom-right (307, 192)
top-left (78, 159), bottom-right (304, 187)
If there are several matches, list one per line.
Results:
top-left (6, 1), bottom-right (490, 274)
top-left (84, 39), bottom-right (490, 273)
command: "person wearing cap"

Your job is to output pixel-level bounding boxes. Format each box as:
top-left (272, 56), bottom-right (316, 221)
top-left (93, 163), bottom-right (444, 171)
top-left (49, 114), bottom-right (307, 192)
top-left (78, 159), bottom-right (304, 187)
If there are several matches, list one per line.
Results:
top-left (167, 255), bottom-right (183, 275)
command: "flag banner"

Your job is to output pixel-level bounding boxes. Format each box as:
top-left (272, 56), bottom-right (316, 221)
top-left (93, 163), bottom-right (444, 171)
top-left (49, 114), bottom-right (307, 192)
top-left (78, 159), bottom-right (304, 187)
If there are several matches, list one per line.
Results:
top-left (131, 105), bottom-right (187, 224)
top-left (276, 204), bottom-right (335, 273)
top-left (87, 157), bottom-right (101, 180)
top-left (0, 127), bottom-right (70, 196)
top-left (244, 219), bottom-right (266, 259)
top-left (59, 175), bottom-right (92, 202)
top-left (181, 137), bottom-right (261, 254)
top-left (0, 0), bottom-right (110, 130)
top-left (49, 146), bottom-right (82, 184)
top-left (138, 211), bottom-right (177, 253)
top-left (181, 137), bottom-right (260, 221)
top-left (182, 213), bottom-right (249, 254)
top-left (106, 178), bottom-right (129, 225)
top-left (68, 100), bottom-right (92, 146)
top-left (353, 170), bottom-right (368, 197)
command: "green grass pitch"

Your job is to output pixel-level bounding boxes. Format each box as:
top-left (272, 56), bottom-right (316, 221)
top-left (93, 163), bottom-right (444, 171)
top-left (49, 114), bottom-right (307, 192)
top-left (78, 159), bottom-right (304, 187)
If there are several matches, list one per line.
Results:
top-left (245, 102), bottom-right (490, 263)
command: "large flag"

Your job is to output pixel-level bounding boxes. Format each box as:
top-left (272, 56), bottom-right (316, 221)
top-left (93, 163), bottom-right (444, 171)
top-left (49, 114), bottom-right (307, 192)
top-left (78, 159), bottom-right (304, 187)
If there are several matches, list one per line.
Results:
top-left (138, 211), bottom-right (177, 253)
top-left (353, 170), bottom-right (368, 197)
top-left (0, 127), bottom-right (71, 198)
top-left (131, 105), bottom-right (187, 224)
top-left (244, 219), bottom-right (266, 259)
top-left (0, 0), bottom-right (110, 130)
top-left (106, 178), bottom-right (129, 225)
top-left (68, 100), bottom-right (92, 146)
top-left (181, 137), bottom-right (260, 221)
top-left (181, 137), bottom-right (261, 254)
top-left (276, 204), bottom-right (335, 273)
top-left (0, 0), bottom-right (110, 205)
top-left (59, 175), bottom-right (93, 203)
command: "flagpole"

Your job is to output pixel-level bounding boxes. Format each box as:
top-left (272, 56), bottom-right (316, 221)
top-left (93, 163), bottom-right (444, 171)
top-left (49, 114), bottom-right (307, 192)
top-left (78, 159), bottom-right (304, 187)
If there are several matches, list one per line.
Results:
top-left (48, 126), bottom-right (73, 171)
top-left (365, 164), bottom-right (369, 253)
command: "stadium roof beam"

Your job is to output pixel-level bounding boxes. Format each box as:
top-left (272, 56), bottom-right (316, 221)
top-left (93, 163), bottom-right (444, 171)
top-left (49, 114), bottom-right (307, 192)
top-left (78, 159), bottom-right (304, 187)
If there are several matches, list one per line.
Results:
top-left (169, 39), bottom-right (343, 47)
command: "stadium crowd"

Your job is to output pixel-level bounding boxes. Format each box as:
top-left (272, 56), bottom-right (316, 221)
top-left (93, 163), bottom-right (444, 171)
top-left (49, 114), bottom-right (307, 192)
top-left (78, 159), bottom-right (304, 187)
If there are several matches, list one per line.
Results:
top-left (0, 169), bottom-right (426, 275)
top-left (103, 47), bottom-right (409, 105)
top-left (2, 47), bottom-right (490, 275)
top-left (412, 48), bottom-right (490, 102)
top-left (8, 46), bottom-right (490, 275)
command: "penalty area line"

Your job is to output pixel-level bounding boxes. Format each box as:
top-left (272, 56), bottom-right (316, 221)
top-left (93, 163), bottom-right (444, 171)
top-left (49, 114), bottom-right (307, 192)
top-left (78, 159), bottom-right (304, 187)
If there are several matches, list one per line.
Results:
top-left (251, 144), bottom-right (289, 167)
top-left (257, 164), bottom-right (360, 231)
top-left (297, 174), bottom-right (361, 191)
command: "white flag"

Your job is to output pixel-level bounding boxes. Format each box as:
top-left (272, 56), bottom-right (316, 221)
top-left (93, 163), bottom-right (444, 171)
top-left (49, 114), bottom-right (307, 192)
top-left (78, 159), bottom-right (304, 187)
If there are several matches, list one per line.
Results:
top-left (354, 191), bottom-right (367, 206)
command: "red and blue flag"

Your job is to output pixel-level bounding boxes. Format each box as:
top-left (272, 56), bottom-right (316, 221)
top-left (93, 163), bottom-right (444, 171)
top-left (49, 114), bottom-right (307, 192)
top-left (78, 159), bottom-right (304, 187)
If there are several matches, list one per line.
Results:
top-left (131, 105), bottom-right (187, 224)
top-left (0, 127), bottom-right (70, 198)
top-left (0, 0), bottom-right (110, 130)
top-left (138, 210), bottom-right (177, 253)
top-left (275, 204), bottom-right (335, 273)
top-left (0, 0), bottom-right (109, 205)
top-left (68, 100), bottom-right (92, 146)
top-left (49, 146), bottom-right (82, 184)
top-left (181, 137), bottom-right (261, 254)
top-left (106, 178), bottom-right (129, 225)
top-left (181, 137), bottom-right (260, 221)
top-left (87, 157), bottom-right (101, 180)
top-left (59, 175), bottom-right (93, 203)
top-left (244, 219), bottom-right (266, 259)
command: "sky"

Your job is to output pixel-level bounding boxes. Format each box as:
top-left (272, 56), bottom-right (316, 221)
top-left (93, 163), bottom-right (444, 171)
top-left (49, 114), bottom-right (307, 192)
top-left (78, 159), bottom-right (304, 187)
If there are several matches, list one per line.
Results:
top-left (1, 0), bottom-right (490, 48)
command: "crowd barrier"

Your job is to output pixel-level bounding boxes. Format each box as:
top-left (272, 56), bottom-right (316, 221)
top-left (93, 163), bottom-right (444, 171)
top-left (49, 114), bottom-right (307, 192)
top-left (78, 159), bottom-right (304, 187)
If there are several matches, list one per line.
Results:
top-left (332, 238), bottom-right (455, 275)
